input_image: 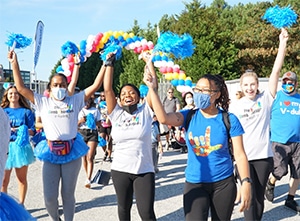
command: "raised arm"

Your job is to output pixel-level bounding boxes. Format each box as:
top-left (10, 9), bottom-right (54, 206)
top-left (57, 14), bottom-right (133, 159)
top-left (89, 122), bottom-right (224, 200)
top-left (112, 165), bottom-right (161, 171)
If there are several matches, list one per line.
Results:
top-left (8, 51), bottom-right (35, 103)
top-left (84, 64), bottom-right (106, 101)
top-left (103, 54), bottom-right (117, 114)
top-left (67, 63), bottom-right (80, 96)
top-left (269, 28), bottom-right (289, 97)
top-left (143, 67), bottom-right (184, 127)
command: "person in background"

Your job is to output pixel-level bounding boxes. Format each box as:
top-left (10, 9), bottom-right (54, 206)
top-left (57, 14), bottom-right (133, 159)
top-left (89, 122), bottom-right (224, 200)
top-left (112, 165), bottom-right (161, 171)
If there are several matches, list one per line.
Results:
top-left (235, 91), bottom-right (244, 100)
top-left (8, 50), bottom-right (106, 221)
top-left (103, 52), bottom-right (157, 221)
top-left (145, 69), bottom-right (251, 220)
top-left (78, 94), bottom-right (101, 189)
top-left (1, 84), bottom-right (36, 205)
top-left (151, 115), bottom-right (163, 173)
top-left (0, 107), bottom-right (10, 188)
top-left (0, 64), bottom-right (5, 82)
top-left (161, 87), bottom-right (181, 150)
top-left (265, 71), bottom-right (300, 213)
top-left (0, 107), bottom-right (36, 221)
top-left (182, 91), bottom-right (195, 110)
top-left (98, 91), bottom-right (113, 162)
top-left (229, 28), bottom-right (288, 220)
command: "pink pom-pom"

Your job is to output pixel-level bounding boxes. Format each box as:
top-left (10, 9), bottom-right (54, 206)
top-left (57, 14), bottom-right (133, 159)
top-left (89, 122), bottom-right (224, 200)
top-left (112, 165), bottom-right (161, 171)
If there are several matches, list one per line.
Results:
top-left (167, 67), bottom-right (173, 73)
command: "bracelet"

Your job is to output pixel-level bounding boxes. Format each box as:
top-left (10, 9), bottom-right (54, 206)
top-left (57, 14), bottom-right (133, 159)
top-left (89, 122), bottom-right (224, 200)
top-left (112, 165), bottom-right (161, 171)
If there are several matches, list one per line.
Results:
top-left (241, 177), bottom-right (252, 185)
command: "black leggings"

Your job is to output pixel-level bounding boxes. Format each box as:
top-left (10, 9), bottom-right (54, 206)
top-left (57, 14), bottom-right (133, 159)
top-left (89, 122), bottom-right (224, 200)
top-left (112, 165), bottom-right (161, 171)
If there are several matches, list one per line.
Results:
top-left (184, 175), bottom-right (236, 221)
top-left (244, 158), bottom-right (273, 221)
top-left (111, 170), bottom-right (156, 221)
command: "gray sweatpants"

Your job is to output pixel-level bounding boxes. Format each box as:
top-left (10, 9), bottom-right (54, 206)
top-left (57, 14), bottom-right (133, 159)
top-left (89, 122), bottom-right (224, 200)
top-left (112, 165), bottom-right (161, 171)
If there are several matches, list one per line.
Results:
top-left (42, 158), bottom-right (81, 221)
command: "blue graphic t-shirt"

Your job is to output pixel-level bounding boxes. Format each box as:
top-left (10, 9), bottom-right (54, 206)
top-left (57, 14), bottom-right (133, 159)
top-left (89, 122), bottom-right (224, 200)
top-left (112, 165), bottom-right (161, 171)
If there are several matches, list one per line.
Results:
top-left (271, 90), bottom-right (300, 143)
top-left (180, 108), bottom-right (244, 183)
top-left (4, 107), bottom-right (36, 141)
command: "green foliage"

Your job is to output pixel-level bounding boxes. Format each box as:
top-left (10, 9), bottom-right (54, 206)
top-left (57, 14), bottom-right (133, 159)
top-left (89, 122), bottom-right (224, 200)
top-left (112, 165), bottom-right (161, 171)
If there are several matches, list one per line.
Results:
top-left (50, 0), bottom-right (300, 91)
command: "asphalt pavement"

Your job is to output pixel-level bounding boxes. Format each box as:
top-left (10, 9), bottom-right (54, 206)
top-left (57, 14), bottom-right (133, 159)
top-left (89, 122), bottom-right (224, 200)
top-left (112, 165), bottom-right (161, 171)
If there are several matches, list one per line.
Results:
top-left (7, 141), bottom-right (300, 221)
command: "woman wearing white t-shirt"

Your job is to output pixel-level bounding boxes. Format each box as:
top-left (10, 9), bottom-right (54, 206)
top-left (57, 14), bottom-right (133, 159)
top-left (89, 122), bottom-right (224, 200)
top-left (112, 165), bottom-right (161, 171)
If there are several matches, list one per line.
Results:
top-left (8, 50), bottom-right (106, 221)
top-left (103, 53), bottom-right (157, 221)
top-left (229, 28), bottom-right (289, 221)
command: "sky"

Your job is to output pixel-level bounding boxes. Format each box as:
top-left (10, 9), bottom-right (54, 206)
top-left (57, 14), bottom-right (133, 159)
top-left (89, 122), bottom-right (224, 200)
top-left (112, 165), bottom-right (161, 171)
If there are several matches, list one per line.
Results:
top-left (0, 0), bottom-right (266, 81)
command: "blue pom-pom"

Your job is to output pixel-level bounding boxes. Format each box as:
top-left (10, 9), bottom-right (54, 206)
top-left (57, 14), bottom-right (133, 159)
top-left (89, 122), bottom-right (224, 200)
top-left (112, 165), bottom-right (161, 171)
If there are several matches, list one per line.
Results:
top-left (5, 33), bottom-right (32, 49)
top-left (98, 136), bottom-right (107, 147)
top-left (86, 113), bottom-right (96, 129)
top-left (100, 39), bottom-right (122, 61)
top-left (139, 84), bottom-right (149, 98)
top-left (153, 31), bottom-right (195, 59)
top-left (99, 101), bottom-right (107, 109)
top-left (61, 41), bottom-right (79, 57)
top-left (262, 5), bottom-right (298, 29)
top-left (15, 125), bottom-right (30, 147)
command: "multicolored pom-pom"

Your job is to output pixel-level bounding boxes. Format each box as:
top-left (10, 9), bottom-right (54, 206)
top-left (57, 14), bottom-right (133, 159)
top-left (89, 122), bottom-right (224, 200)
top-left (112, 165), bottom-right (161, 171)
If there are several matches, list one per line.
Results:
top-left (262, 5), bottom-right (298, 29)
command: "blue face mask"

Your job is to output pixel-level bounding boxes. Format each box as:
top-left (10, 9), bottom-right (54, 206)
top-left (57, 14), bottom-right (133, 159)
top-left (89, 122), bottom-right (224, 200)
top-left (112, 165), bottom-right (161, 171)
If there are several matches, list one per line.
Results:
top-left (282, 83), bottom-right (295, 94)
top-left (194, 93), bottom-right (211, 109)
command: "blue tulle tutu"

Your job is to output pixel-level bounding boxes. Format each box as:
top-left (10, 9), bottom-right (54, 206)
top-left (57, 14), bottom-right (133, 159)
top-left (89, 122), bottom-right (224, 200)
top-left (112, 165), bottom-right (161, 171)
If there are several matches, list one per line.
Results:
top-left (0, 192), bottom-right (36, 221)
top-left (5, 142), bottom-right (35, 170)
top-left (34, 134), bottom-right (88, 164)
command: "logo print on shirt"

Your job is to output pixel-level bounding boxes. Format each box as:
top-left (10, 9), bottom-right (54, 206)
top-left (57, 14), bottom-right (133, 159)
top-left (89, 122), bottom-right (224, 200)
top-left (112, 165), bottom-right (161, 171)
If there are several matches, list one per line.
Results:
top-left (283, 101), bottom-right (291, 106)
top-left (239, 101), bottom-right (262, 119)
top-left (115, 114), bottom-right (140, 128)
top-left (188, 126), bottom-right (222, 156)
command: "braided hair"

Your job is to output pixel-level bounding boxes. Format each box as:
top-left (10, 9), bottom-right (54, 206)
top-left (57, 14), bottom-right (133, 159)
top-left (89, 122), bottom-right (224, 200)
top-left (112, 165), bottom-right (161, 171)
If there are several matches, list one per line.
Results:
top-left (201, 74), bottom-right (230, 112)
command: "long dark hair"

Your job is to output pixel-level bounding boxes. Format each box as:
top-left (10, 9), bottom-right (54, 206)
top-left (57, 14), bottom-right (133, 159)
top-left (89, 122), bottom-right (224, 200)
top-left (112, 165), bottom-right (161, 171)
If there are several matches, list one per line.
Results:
top-left (201, 74), bottom-right (230, 111)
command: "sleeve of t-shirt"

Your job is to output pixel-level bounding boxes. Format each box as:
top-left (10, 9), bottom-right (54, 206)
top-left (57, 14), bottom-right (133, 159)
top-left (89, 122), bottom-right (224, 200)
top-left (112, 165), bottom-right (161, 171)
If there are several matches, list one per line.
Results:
top-left (96, 109), bottom-right (101, 121)
top-left (179, 109), bottom-right (191, 130)
top-left (25, 109), bottom-right (36, 133)
top-left (228, 112), bottom-right (244, 138)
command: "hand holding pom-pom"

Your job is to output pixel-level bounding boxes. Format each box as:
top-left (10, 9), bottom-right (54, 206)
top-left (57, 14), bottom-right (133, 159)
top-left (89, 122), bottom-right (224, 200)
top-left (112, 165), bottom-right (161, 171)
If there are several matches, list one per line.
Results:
top-left (104, 53), bottom-right (116, 67)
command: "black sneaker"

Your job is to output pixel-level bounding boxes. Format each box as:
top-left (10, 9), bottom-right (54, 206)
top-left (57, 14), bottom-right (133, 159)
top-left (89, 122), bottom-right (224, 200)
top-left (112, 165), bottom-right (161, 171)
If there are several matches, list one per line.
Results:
top-left (107, 157), bottom-right (112, 162)
top-left (285, 199), bottom-right (300, 213)
top-left (265, 182), bottom-right (275, 202)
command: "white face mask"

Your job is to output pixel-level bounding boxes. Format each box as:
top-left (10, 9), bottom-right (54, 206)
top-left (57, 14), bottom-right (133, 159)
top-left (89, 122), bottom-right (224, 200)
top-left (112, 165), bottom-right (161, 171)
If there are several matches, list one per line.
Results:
top-left (51, 87), bottom-right (67, 101)
top-left (186, 97), bottom-right (194, 105)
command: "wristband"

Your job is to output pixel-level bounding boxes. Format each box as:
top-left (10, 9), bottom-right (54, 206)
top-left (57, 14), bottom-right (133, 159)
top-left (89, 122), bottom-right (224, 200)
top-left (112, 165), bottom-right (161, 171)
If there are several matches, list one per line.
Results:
top-left (241, 177), bottom-right (252, 185)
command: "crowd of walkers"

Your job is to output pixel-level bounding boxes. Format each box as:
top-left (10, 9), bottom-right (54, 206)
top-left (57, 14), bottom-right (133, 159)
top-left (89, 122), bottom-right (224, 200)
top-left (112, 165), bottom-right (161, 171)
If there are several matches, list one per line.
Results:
top-left (0, 28), bottom-right (299, 221)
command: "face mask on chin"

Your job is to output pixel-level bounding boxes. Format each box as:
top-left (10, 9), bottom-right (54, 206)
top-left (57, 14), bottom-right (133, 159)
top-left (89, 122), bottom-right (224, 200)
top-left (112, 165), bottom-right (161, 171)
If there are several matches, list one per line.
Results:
top-left (282, 83), bottom-right (295, 94)
top-left (122, 103), bottom-right (138, 114)
top-left (194, 93), bottom-right (211, 109)
top-left (51, 87), bottom-right (67, 101)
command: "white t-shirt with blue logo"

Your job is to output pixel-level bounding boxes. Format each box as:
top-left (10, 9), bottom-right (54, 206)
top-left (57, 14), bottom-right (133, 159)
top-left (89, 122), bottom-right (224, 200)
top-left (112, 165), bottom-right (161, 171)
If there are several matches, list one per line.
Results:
top-left (230, 90), bottom-right (274, 161)
top-left (109, 102), bottom-right (154, 174)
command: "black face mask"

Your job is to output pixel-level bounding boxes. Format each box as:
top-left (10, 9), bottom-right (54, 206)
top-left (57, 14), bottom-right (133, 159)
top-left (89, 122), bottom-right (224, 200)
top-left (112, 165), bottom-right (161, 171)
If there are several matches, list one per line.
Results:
top-left (122, 103), bottom-right (138, 114)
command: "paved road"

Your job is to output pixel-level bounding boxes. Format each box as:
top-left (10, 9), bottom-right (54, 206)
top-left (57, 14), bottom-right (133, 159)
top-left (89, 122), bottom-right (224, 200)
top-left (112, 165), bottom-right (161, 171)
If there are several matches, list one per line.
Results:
top-left (7, 144), bottom-right (300, 221)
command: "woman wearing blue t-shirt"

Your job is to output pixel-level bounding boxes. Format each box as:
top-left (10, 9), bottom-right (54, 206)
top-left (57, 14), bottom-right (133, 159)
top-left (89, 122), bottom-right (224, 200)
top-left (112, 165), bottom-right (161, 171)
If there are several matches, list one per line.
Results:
top-left (1, 85), bottom-right (36, 205)
top-left (145, 72), bottom-right (251, 220)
